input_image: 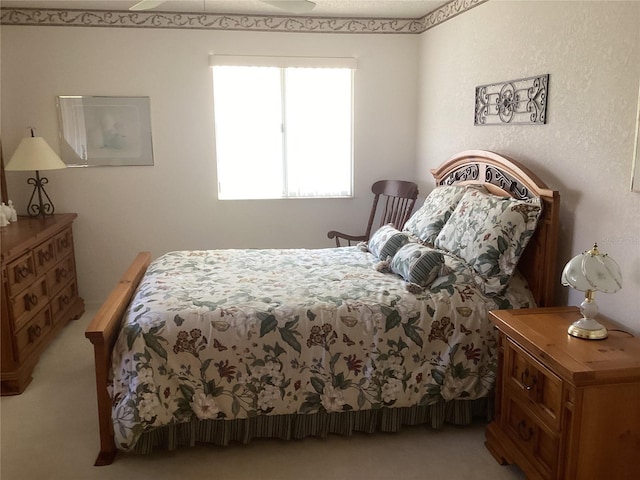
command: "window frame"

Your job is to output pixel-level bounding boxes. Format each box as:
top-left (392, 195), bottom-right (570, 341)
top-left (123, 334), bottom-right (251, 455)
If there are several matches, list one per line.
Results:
top-left (210, 55), bottom-right (357, 200)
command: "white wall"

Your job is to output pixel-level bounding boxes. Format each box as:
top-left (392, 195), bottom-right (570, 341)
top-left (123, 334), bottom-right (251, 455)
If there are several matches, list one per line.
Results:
top-left (1, 26), bottom-right (419, 304)
top-left (417, 0), bottom-right (640, 333)
top-left (4, 1), bottom-right (639, 335)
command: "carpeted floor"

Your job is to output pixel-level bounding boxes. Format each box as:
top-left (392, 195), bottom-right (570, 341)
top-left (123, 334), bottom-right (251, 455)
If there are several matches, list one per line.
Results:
top-left (0, 306), bottom-right (525, 480)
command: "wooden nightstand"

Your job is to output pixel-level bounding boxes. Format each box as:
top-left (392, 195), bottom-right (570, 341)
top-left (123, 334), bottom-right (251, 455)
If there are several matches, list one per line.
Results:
top-left (485, 307), bottom-right (640, 480)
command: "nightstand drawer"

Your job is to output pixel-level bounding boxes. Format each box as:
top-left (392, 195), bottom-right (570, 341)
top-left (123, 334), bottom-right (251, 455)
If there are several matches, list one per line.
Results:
top-left (503, 391), bottom-right (559, 479)
top-left (505, 338), bottom-right (563, 430)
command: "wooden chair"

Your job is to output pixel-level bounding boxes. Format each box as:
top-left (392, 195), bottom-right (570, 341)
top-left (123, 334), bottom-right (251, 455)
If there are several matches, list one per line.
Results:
top-left (328, 180), bottom-right (419, 246)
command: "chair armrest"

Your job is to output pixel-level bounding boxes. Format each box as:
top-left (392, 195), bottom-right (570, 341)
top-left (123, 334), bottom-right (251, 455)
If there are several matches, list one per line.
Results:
top-left (327, 230), bottom-right (367, 247)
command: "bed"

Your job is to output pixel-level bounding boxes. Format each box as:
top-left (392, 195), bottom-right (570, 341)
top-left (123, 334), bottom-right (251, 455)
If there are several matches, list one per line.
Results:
top-left (85, 150), bottom-right (560, 466)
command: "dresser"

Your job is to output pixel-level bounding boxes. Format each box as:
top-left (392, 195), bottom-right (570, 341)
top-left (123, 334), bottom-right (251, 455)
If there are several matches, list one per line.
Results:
top-left (1, 213), bottom-right (84, 395)
top-left (485, 307), bottom-right (640, 480)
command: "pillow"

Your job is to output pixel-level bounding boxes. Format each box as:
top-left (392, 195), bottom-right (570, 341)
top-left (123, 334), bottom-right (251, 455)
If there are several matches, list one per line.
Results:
top-left (368, 224), bottom-right (412, 260)
top-left (434, 189), bottom-right (542, 295)
top-left (390, 243), bottom-right (445, 287)
top-left (403, 185), bottom-right (486, 245)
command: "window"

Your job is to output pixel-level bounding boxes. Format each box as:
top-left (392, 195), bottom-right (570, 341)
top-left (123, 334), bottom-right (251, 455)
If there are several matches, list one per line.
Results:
top-left (210, 55), bottom-right (355, 200)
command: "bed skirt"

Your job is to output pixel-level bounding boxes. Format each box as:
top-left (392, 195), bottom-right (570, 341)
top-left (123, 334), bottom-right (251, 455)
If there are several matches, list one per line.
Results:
top-left (131, 397), bottom-right (493, 454)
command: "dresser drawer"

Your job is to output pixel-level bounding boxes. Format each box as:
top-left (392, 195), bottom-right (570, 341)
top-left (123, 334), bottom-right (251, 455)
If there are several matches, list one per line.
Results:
top-left (505, 338), bottom-right (563, 430)
top-left (6, 252), bottom-right (37, 297)
top-left (15, 307), bottom-right (53, 363)
top-left (10, 276), bottom-right (50, 332)
top-left (34, 237), bottom-right (57, 275)
top-left (47, 255), bottom-right (75, 296)
top-left (503, 389), bottom-right (560, 479)
top-left (51, 280), bottom-right (78, 323)
top-left (54, 227), bottom-right (74, 259)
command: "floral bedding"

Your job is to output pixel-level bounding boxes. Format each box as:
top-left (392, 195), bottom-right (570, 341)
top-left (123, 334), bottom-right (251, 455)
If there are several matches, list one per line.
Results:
top-left (111, 247), bottom-right (535, 451)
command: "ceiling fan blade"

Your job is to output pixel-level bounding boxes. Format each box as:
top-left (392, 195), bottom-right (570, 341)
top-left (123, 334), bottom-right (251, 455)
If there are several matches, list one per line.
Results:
top-left (130, 0), bottom-right (167, 11)
top-left (262, 1), bottom-right (316, 14)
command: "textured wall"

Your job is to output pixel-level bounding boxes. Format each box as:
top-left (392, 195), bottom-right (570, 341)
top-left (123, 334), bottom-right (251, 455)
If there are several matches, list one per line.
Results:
top-left (417, 0), bottom-right (640, 333)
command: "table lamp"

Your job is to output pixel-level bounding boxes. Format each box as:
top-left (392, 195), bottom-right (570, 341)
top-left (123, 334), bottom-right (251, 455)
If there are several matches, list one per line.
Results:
top-left (561, 243), bottom-right (622, 339)
top-left (5, 129), bottom-right (67, 217)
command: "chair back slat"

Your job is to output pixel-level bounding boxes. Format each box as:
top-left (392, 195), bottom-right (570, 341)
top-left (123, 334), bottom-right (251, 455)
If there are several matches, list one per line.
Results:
top-left (328, 179), bottom-right (418, 247)
top-left (366, 180), bottom-right (419, 239)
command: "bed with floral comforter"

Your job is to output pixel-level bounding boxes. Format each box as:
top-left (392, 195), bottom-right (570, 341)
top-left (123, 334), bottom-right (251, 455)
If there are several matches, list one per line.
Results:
top-left (111, 246), bottom-right (535, 452)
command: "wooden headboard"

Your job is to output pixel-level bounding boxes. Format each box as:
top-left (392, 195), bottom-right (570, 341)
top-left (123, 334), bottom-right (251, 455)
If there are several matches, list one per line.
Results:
top-left (430, 150), bottom-right (560, 308)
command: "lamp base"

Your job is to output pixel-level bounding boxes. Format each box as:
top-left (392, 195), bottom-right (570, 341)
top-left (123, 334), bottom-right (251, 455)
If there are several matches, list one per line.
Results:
top-left (26, 170), bottom-right (55, 218)
top-left (567, 317), bottom-right (608, 340)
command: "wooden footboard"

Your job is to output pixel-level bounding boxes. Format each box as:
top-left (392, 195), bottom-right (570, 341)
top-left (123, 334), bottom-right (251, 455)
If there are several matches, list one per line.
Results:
top-left (85, 252), bottom-right (151, 466)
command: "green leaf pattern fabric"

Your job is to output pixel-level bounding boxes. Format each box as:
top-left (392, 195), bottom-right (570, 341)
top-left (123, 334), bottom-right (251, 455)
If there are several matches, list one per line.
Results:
top-left (111, 248), bottom-right (535, 451)
top-left (367, 224), bottom-right (413, 260)
top-left (403, 185), bottom-right (485, 245)
top-left (390, 243), bottom-right (445, 287)
top-left (435, 189), bottom-right (542, 295)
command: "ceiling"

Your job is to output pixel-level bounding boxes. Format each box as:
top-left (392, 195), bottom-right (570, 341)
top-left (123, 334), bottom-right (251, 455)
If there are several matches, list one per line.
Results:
top-left (0, 1), bottom-right (450, 19)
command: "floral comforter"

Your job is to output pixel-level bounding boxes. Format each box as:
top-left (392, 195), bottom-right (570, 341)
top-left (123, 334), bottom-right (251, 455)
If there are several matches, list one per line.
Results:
top-left (111, 248), bottom-right (535, 451)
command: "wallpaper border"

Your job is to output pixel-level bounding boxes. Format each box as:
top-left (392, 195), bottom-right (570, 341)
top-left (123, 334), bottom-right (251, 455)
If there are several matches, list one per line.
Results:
top-left (0, 0), bottom-right (488, 34)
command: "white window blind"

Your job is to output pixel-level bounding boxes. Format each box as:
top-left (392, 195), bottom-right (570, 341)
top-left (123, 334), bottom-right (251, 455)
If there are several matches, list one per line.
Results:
top-left (210, 55), bottom-right (355, 200)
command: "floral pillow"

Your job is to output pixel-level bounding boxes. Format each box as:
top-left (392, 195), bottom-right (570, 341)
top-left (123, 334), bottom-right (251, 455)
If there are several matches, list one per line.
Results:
top-left (390, 243), bottom-right (445, 287)
top-left (368, 224), bottom-right (412, 260)
top-left (403, 184), bottom-right (486, 245)
top-left (434, 189), bottom-right (542, 296)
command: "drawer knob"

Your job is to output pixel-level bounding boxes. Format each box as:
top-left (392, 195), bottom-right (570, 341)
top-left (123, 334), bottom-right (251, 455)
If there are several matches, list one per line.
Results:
top-left (25, 293), bottom-right (39, 310)
top-left (16, 265), bottom-right (30, 279)
top-left (517, 420), bottom-right (534, 442)
top-left (56, 267), bottom-right (68, 282)
top-left (39, 250), bottom-right (53, 264)
top-left (521, 368), bottom-right (537, 391)
top-left (59, 295), bottom-right (70, 307)
top-left (28, 324), bottom-right (42, 342)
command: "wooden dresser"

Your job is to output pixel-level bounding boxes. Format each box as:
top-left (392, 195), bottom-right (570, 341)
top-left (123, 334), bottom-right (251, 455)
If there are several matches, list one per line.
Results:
top-left (1, 213), bottom-right (84, 395)
top-left (486, 307), bottom-right (640, 480)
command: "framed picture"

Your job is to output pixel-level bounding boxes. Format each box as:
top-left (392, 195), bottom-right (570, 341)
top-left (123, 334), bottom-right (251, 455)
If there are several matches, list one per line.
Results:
top-left (56, 96), bottom-right (153, 167)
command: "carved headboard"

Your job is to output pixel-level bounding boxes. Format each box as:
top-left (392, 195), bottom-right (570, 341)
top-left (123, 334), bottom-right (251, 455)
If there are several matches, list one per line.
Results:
top-left (430, 150), bottom-right (560, 308)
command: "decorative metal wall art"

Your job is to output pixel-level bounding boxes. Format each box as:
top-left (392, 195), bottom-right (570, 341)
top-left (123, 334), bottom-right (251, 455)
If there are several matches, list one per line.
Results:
top-left (475, 74), bottom-right (549, 126)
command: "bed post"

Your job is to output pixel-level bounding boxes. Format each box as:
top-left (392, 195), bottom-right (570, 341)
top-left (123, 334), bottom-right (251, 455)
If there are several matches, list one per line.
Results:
top-left (85, 252), bottom-right (151, 466)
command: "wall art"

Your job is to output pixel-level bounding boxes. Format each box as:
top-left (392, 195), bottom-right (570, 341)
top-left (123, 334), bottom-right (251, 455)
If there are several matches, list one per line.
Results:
top-left (56, 96), bottom-right (153, 167)
top-left (475, 74), bottom-right (549, 126)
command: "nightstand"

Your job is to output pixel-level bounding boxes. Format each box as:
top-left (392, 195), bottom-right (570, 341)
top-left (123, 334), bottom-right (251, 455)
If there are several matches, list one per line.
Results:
top-left (485, 307), bottom-right (640, 480)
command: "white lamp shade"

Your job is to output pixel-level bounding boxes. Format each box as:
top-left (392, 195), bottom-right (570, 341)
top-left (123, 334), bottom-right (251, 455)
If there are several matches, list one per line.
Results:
top-left (561, 246), bottom-right (622, 293)
top-left (5, 137), bottom-right (67, 172)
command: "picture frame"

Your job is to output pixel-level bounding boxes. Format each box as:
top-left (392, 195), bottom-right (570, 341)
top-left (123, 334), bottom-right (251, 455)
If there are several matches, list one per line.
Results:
top-left (56, 96), bottom-right (153, 167)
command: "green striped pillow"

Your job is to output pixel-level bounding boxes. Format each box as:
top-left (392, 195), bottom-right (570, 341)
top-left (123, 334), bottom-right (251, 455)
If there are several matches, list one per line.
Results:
top-left (368, 224), bottom-right (412, 260)
top-left (390, 243), bottom-right (444, 287)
